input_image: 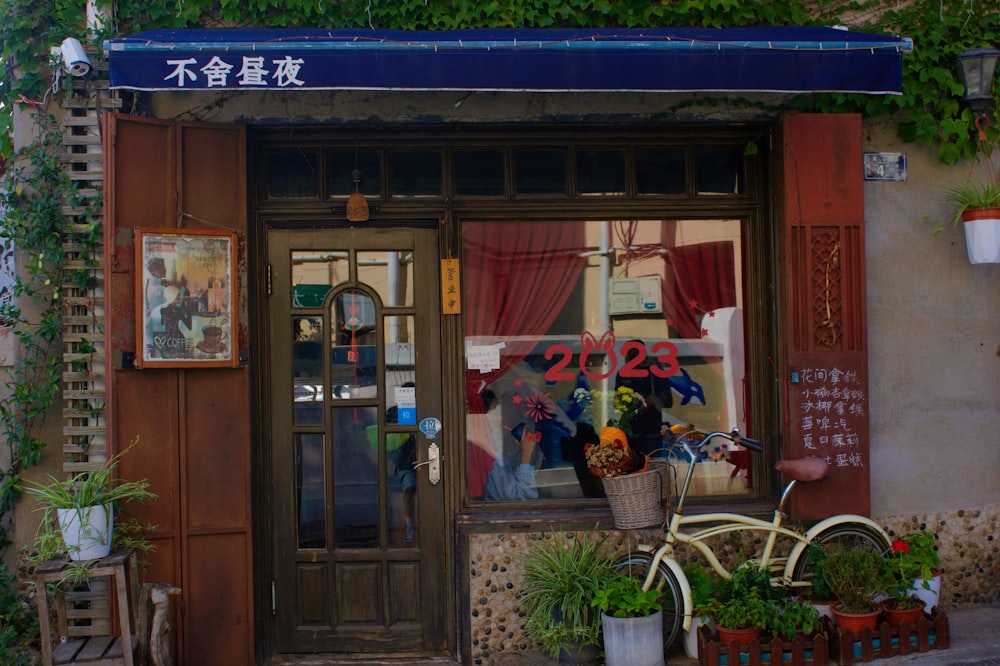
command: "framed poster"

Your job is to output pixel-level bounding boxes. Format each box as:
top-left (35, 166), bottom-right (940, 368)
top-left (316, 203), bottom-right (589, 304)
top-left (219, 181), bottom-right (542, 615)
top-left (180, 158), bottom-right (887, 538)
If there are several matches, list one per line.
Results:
top-left (135, 228), bottom-right (238, 368)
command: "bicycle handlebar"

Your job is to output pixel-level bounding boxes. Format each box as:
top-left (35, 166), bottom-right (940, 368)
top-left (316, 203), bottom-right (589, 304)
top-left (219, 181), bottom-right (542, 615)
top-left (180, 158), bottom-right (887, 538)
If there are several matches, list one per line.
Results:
top-left (674, 428), bottom-right (764, 454)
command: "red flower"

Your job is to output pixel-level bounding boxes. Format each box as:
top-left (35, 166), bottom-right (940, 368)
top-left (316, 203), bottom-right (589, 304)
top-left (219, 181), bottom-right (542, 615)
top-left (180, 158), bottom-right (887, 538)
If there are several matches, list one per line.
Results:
top-left (891, 539), bottom-right (909, 553)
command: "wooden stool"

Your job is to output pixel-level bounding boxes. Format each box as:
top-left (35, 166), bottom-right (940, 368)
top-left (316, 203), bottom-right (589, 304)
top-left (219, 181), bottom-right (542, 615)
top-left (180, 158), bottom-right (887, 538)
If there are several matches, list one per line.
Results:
top-left (34, 548), bottom-right (140, 666)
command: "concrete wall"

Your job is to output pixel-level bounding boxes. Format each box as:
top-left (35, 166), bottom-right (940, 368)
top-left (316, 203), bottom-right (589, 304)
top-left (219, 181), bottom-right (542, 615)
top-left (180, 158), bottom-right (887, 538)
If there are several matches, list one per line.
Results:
top-left (862, 116), bottom-right (1000, 516)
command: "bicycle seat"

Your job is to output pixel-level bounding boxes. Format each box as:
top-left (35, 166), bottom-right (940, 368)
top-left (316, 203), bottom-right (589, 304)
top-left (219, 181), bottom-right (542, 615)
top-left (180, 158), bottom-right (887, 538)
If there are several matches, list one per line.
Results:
top-left (774, 456), bottom-right (829, 482)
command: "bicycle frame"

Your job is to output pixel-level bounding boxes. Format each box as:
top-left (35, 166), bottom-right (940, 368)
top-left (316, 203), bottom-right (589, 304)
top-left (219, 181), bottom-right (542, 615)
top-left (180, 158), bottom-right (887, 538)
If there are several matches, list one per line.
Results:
top-left (635, 430), bottom-right (887, 633)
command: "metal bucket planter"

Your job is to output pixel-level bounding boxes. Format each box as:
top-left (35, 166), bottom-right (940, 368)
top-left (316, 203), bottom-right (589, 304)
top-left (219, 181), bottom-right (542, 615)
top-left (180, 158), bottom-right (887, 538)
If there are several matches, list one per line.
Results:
top-left (601, 610), bottom-right (664, 666)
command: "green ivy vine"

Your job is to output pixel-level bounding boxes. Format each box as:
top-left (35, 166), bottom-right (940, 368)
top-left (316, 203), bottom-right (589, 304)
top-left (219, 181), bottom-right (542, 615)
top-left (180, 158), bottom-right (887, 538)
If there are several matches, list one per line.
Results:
top-left (0, 110), bottom-right (74, 662)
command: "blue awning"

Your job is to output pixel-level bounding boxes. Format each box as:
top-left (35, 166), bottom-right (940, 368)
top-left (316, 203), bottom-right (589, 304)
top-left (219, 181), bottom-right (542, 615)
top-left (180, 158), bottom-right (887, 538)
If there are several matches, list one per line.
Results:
top-left (105, 27), bottom-right (909, 94)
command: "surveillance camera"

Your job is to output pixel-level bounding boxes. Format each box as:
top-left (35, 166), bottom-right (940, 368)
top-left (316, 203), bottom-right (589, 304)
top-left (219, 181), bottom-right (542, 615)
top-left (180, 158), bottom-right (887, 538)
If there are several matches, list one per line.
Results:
top-left (59, 38), bottom-right (91, 77)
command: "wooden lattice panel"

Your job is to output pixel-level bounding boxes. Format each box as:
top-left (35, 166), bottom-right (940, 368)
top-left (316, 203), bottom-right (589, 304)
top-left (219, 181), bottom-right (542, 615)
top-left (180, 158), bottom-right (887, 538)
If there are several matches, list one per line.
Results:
top-left (61, 72), bottom-right (113, 471)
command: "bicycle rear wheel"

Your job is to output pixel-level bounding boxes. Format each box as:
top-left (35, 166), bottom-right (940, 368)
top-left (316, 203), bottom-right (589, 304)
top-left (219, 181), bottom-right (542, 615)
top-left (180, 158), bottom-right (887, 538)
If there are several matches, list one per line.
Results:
top-left (790, 522), bottom-right (891, 590)
top-left (613, 552), bottom-right (684, 654)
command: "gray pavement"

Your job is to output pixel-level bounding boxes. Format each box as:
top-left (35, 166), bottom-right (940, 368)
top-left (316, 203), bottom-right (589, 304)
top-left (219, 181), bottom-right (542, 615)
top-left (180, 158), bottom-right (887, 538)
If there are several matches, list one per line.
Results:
top-left (488, 603), bottom-right (1000, 666)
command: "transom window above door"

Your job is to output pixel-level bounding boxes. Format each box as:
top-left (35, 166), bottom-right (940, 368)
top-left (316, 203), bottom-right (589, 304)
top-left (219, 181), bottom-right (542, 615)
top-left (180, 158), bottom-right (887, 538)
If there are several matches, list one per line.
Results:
top-left (259, 136), bottom-right (750, 203)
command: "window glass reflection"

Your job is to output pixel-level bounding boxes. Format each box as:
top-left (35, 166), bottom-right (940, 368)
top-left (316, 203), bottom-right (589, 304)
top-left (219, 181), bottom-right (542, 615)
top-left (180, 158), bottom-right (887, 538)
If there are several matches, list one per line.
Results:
top-left (333, 407), bottom-right (378, 548)
top-left (386, 400), bottom-right (418, 547)
top-left (296, 433), bottom-right (326, 549)
top-left (636, 149), bottom-right (686, 195)
top-left (515, 148), bottom-right (567, 195)
top-left (385, 315), bottom-right (415, 403)
top-left (357, 251), bottom-right (413, 308)
top-left (330, 290), bottom-right (378, 400)
top-left (696, 147), bottom-right (746, 195)
top-left (293, 316), bottom-right (324, 426)
top-left (390, 150), bottom-right (442, 197)
top-left (454, 149), bottom-right (505, 196)
top-left (462, 219), bottom-right (749, 503)
top-left (326, 150), bottom-right (382, 197)
top-left (576, 149), bottom-right (626, 196)
top-left (291, 251), bottom-right (349, 308)
top-left (266, 150), bottom-right (319, 199)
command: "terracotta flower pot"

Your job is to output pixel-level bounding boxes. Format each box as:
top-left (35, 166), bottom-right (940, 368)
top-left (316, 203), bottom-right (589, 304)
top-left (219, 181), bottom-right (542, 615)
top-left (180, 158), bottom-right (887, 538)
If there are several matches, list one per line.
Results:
top-left (830, 602), bottom-right (881, 635)
top-left (715, 625), bottom-right (760, 648)
top-left (880, 598), bottom-right (926, 628)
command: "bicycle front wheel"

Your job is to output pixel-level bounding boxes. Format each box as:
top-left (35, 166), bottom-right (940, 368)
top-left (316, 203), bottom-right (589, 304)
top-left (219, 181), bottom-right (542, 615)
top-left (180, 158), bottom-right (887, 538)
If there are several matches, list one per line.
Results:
top-left (613, 552), bottom-right (685, 654)
top-left (790, 522), bottom-right (891, 589)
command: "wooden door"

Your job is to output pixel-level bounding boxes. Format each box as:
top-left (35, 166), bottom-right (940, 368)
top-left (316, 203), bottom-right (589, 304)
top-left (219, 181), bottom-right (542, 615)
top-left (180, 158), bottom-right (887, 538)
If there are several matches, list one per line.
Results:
top-left (267, 226), bottom-right (448, 656)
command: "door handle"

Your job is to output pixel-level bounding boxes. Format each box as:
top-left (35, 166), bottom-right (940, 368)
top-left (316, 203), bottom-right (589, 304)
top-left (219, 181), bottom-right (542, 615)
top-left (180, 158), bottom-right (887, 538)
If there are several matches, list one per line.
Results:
top-left (413, 442), bottom-right (441, 485)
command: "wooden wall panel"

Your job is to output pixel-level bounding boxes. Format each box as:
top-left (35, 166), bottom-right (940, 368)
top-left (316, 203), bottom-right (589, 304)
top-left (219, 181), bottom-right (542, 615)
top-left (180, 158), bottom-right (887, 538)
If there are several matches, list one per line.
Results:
top-left (105, 114), bottom-right (252, 665)
top-left (780, 113), bottom-right (871, 519)
top-left (186, 533), bottom-right (253, 665)
top-left (104, 115), bottom-right (174, 362)
top-left (183, 369), bottom-right (251, 530)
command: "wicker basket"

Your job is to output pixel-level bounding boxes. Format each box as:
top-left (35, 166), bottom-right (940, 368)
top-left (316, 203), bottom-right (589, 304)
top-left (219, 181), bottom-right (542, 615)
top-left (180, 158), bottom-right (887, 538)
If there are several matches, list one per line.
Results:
top-left (601, 458), bottom-right (672, 529)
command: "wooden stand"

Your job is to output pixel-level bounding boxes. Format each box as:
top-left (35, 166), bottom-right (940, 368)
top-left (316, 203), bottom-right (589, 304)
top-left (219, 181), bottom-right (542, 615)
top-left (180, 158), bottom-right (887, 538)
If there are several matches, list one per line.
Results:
top-left (33, 548), bottom-right (140, 666)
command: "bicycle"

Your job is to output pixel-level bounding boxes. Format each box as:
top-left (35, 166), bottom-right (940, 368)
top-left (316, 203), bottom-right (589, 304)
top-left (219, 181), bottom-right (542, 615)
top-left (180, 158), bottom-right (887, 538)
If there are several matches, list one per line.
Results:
top-left (614, 428), bottom-right (892, 653)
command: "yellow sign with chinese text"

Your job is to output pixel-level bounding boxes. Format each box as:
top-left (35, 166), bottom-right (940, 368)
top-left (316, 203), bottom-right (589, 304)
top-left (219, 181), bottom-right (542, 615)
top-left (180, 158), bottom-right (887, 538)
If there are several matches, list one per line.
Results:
top-left (441, 259), bottom-right (461, 315)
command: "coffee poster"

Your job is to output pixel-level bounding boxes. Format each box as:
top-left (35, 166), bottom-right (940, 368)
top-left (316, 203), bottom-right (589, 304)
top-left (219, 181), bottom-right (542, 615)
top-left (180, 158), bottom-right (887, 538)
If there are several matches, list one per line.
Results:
top-left (135, 228), bottom-right (238, 368)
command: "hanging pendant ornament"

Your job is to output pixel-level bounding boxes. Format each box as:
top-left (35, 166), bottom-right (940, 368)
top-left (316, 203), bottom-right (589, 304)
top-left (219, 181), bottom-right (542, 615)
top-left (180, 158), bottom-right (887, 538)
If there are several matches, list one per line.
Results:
top-left (346, 168), bottom-right (369, 222)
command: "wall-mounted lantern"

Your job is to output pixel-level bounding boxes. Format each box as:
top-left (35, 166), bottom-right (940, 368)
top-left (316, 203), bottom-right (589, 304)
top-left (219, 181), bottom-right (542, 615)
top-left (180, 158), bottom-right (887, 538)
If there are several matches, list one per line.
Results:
top-left (956, 47), bottom-right (1000, 116)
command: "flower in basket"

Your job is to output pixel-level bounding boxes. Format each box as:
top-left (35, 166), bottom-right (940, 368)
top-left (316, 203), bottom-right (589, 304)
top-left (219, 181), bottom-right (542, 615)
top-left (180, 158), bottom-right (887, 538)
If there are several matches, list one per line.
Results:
top-left (584, 426), bottom-right (638, 477)
top-left (609, 385), bottom-right (643, 437)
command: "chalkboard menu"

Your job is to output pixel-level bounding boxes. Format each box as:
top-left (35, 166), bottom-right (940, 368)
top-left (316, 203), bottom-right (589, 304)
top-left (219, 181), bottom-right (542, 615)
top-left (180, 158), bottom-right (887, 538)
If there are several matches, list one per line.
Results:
top-left (786, 352), bottom-right (870, 519)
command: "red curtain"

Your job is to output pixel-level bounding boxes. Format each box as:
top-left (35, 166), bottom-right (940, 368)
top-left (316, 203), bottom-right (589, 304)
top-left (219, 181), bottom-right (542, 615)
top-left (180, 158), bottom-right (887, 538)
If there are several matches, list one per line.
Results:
top-left (659, 221), bottom-right (737, 338)
top-left (462, 221), bottom-right (587, 496)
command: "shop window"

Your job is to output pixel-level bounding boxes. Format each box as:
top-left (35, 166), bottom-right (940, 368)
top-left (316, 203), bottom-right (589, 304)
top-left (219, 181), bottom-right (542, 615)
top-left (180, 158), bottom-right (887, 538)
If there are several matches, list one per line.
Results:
top-left (576, 149), bottom-right (626, 196)
top-left (390, 150), bottom-right (442, 197)
top-left (696, 146), bottom-right (746, 195)
top-left (454, 149), bottom-right (506, 196)
top-left (327, 150), bottom-right (382, 197)
top-left (636, 149), bottom-right (686, 195)
top-left (265, 150), bottom-right (320, 199)
top-left (514, 148), bottom-right (568, 195)
top-left (462, 219), bottom-right (751, 504)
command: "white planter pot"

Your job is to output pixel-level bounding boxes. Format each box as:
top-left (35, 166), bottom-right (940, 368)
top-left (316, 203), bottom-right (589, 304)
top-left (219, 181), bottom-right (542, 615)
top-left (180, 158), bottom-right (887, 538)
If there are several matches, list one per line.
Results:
top-left (57, 504), bottom-right (113, 561)
top-left (912, 573), bottom-right (942, 611)
top-left (601, 610), bottom-right (664, 666)
top-left (684, 614), bottom-right (718, 658)
top-left (812, 601), bottom-right (835, 622)
top-left (962, 209), bottom-right (1000, 264)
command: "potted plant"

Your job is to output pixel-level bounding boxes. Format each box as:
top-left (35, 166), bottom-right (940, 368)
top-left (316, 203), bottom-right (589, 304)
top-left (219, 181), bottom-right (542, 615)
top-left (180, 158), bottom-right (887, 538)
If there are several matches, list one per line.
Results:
top-left (939, 175), bottom-right (1000, 264)
top-left (700, 562), bottom-right (771, 647)
top-left (803, 544), bottom-right (836, 620)
top-left (517, 534), bottom-right (615, 664)
top-left (23, 438), bottom-right (155, 563)
top-left (882, 529), bottom-right (941, 621)
top-left (768, 593), bottom-right (822, 641)
top-left (818, 546), bottom-right (886, 634)
top-left (590, 573), bottom-right (663, 666)
top-left (681, 561), bottom-right (725, 658)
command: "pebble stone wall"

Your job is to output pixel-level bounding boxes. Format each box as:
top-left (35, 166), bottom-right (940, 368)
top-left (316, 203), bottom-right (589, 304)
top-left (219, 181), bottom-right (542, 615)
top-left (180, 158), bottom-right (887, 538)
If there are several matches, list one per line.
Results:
top-left (466, 502), bottom-right (1000, 665)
